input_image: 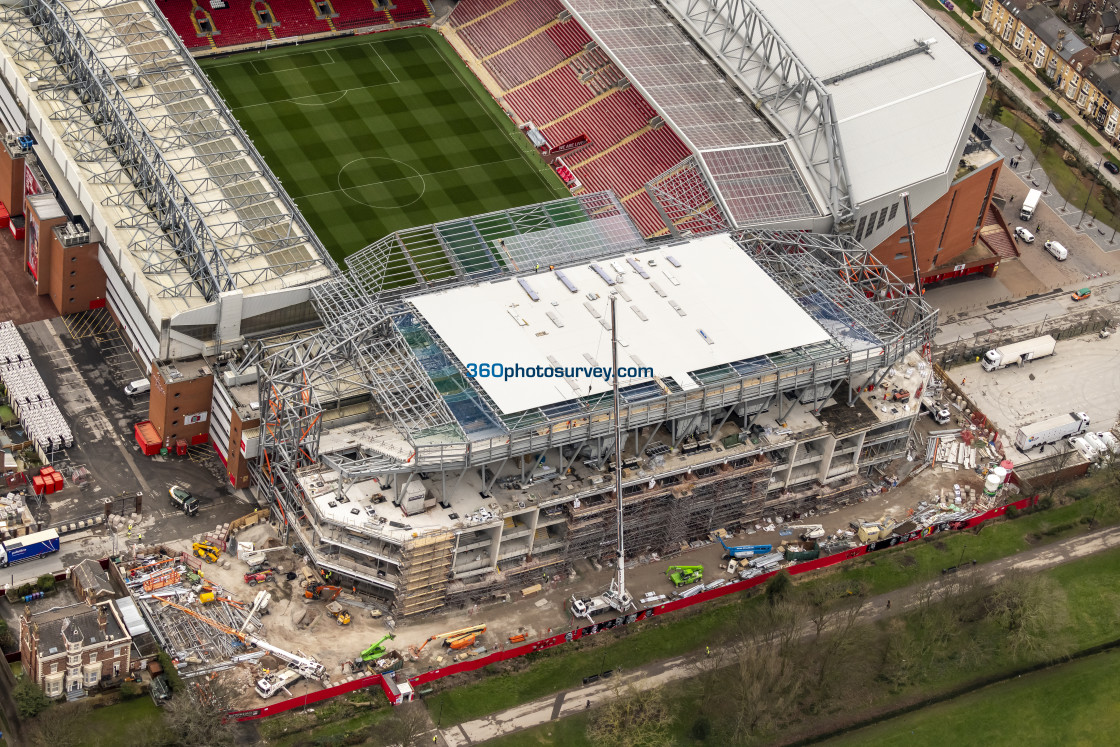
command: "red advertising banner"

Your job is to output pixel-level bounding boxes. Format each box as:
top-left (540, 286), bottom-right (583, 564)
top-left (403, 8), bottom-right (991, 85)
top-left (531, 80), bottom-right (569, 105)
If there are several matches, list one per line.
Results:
top-left (549, 134), bottom-right (590, 156)
top-left (23, 163), bottom-right (40, 199)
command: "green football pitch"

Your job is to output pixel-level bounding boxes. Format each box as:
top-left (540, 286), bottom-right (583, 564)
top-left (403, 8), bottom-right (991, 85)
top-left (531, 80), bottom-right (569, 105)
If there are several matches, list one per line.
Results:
top-left (199, 29), bottom-right (567, 264)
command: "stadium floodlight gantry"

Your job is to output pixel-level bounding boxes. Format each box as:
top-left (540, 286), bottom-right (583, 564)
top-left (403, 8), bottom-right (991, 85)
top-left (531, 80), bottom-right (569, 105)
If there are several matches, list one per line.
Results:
top-left (249, 193), bottom-right (936, 613)
top-left (0, 0), bottom-right (334, 363)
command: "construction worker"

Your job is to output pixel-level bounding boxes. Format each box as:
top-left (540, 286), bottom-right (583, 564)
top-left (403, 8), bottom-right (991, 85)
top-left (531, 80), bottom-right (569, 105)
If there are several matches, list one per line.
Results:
top-left (706, 646), bottom-right (711, 658)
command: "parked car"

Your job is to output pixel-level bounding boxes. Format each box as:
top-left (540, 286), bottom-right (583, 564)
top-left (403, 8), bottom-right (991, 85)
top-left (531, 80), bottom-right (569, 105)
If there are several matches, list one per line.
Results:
top-left (1071, 287), bottom-right (1092, 301)
top-left (987, 54), bottom-right (1002, 66)
top-left (943, 1), bottom-right (955, 10)
top-left (1105, 161), bottom-right (1120, 175)
top-left (1044, 240), bottom-right (1069, 260)
top-left (974, 42), bottom-right (989, 54)
top-left (1047, 110), bottom-right (1063, 123)
top-left (1014, 226), bottom-right (1035, 243)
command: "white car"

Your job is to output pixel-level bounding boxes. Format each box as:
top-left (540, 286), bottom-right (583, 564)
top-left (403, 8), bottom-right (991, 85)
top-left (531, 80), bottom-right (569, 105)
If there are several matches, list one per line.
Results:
top-left (1044, 240), bottom-right (1068, 260)
top-left (1014, 226), bottom-right (1034, 243)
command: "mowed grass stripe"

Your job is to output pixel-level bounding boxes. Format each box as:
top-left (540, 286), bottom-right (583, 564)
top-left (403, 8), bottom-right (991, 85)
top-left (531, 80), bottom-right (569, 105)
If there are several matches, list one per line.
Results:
top-left (199, 30), bottom-right (567, 267)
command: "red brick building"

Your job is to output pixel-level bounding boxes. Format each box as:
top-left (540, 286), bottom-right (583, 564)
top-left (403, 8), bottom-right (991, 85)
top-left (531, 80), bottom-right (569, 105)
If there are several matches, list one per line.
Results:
top-left (20, 601), bottom-right (132, 698)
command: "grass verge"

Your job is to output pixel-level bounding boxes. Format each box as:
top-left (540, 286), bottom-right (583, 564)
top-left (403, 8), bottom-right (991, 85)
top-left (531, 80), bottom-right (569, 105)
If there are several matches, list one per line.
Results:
top-left (1074, 124), bottom-right (1103, 148)
top-left (1010, 66), bottom-right (1041, 93)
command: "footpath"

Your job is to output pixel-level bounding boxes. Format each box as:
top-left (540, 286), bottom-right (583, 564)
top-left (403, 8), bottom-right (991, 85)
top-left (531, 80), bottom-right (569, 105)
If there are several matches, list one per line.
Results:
top-left (431, 523), bottom-right (1120, 745)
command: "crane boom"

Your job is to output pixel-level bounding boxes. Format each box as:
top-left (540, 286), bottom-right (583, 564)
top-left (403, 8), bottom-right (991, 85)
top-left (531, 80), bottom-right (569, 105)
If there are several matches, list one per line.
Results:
top-left (150, 596), bottom-right (326, 680)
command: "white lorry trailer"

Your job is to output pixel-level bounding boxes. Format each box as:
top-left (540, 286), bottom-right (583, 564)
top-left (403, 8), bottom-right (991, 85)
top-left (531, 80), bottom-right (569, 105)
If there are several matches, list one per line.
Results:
top-left (1014, 412), bottom-right (1090, 451)
top-left (1020, 188), bottom-right (1042, 220)
top-left (981, 335), bottom-right (1056, 371)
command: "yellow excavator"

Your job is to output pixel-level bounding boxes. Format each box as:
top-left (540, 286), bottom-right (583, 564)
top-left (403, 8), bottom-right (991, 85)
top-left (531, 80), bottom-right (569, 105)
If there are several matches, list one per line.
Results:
top-left (192, 542), bottom-right (221, 564)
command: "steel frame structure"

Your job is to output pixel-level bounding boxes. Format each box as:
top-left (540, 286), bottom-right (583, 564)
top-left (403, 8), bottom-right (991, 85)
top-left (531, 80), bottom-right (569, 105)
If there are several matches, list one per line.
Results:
top-left (0, 0), bottom-right (333, 301)
top-left (667, 0), bottom-right (856, 228)
top-left (256, 207), bottom-right (935, 509)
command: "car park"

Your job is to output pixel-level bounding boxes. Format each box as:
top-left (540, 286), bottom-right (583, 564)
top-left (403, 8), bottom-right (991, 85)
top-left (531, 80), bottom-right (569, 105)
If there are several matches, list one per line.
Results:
top-left (1071, 287), bottom-right (1092, 301)
top-left (1044, 240), bottom-right (1068, 260)
top-left (1014, 226), bottom-right (1034, 243)
top-left (974, 42), bottom-right (988, 54)
top-left (1105, 161), bottom-right (1119, 174)
top-left (1047, 110), bottom-right (1063, 123)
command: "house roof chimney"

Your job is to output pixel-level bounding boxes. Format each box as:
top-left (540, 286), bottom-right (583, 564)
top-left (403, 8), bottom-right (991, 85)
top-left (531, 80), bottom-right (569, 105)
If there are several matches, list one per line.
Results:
top-left (97, 605), bottom-right (107, 635)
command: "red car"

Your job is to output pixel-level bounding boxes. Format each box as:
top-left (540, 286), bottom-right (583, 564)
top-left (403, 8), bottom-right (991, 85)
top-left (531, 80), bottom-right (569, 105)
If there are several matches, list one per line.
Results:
top-left (244, 570), bottom-right (274, 585)
top-left (1071, 288), bottom-right (1092, 301)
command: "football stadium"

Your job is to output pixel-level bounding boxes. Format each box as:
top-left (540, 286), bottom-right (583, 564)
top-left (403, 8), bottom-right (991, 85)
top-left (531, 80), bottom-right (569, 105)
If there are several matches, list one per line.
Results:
top-left (0, 0), bottom-right (991, 619)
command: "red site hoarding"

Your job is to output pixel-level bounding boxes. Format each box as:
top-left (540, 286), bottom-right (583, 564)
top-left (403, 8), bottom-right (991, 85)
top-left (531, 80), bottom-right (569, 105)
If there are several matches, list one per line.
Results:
top-left (228, 495), bottom-right (1037, 720)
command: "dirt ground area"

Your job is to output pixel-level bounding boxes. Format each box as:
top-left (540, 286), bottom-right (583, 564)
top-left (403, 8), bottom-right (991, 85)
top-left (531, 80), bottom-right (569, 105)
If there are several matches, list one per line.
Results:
top-left (168, 461), bottom-right (1001, 709)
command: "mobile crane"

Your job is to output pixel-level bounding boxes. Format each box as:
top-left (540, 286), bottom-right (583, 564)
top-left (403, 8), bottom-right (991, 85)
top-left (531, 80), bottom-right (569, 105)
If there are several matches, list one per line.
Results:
top-left (409, 624), bottom-right (486, 658)
top-left (344, 634), bottom-right (401, 673)
top-left (667, 565), bottom-right (703, 587)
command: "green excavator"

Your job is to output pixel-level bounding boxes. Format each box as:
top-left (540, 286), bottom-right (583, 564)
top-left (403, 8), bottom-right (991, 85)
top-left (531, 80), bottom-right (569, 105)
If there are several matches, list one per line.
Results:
top-left (344, 633), bottom-right (398, 674)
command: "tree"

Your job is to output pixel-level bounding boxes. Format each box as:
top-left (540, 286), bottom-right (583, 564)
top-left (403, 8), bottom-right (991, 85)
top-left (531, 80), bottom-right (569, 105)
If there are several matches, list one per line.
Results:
top-left (35, 574), bottom-right (55, 593)
top-left (13, 676), bottom-right (51, 719)
top-left (0, 617), bottom-right (13, 649)
top-left (987, 572), bottom-right (1064, 657)
top-left (765, 570), bottom-right (792, 607)
top-left (29, 700), bottom-right (89, 747)
top-left (988, 98), bottom-right (1004, 124)
top-left (161, 677), bottom-right (238, 747)
top-left (156, 650), bottom-right (184, 692)
top-left (1041, 127), bottom-right (1059, 151)
top-left (587, 684), bottom-right (674, 747)
top-left (368, 702), bottom-right (430, 747)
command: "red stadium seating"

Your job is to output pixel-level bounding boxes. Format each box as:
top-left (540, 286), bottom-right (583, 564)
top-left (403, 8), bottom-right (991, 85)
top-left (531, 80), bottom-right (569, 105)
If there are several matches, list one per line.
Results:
top-left (541, 88), bottom-right (655, 162)
top-left (457, 0), bottom-right (563, 58)
top-left (622, 191), bottom-right (670, 237)
top-left (545, 19), bottom-right (591, 57)
top-left (484, 32), bottom-right (568, 90)
top-left (160, 1), bottom-right (217, 49)
top-left (268, 0), bottom-right (333, 36)
top-left (504, 66), bottom-right (593, 127)
top-left (447, 0), bottom-right (506, 28)
top-left (332, 0), bottom-right (390, 30)
top-left (388, 0), bottom-right (431, 22)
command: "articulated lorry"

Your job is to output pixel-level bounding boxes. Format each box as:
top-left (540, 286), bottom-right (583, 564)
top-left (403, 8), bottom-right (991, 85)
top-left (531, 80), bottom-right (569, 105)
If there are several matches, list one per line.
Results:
top-left (981, 335), bottom-right (1056, 371)
top-left (1020, 188), bottom-right (1042, 220)
top-left (1014, 412), bottom-right (1090, 451)
top-left (0, 529), bottom-right (60, 567)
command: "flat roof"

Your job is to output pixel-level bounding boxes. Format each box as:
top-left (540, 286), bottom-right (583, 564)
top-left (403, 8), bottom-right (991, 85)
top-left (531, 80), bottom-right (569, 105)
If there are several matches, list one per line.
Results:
top-left (407, 233), bottom-right (829, 414)
top-left (748, 0), bottom-right (986, 204)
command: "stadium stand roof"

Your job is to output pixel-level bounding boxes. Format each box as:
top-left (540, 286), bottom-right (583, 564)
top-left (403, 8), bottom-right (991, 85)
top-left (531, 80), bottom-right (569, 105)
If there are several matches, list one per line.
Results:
top-left (0, 0), bottom-right (334, 313)
top-left (564, 0), bottom-right (819, 228)
top-left (407, 233), bottom-right (830, 414)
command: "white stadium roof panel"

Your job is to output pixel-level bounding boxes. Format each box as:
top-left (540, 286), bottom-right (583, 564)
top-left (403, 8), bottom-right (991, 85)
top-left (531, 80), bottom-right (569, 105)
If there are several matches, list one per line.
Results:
top-left (407, 233), bottom-right (829, 414)
top-left (747, 0), bottom-right (987, 204)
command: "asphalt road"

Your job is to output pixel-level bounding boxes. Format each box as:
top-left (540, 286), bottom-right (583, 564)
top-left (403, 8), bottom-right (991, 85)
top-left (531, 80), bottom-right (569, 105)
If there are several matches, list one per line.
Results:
top-left (434, 523), bottom-right (1120, 745)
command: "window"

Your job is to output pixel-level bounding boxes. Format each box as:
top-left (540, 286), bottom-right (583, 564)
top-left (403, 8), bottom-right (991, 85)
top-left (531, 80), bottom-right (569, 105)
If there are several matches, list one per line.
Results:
top-left (889, 202), bottom-right (899, 221)
top-left (1047, 59), bottom-right (1058, 78)
top-left (894, 253), bottom-right (907, 260)
top-left (982, 0), bottom-right (992, 23)
top-left (174, 392), bottom-right (181, 398)
top-left (1014, 28), bottom-right (1024, 50)
top-left (70, 256), bottom-right (77, 262)
top-left (1002, 19), bottom-right (1013, 41)
top-left (88, 651), bottom-right (97, 664)
top-left (876, 210), bottom-right (887, 230)
top-left (113, 661), bottom-right (120, 677)
top-left (50, 663), bottom-right (58, 674)
top-left (864, 210), bottom-right (878, 238)
top-left (1034, 48), bottom-right (1046, 67)
top-left (70, 284), bottom-right (75, 289)
top-left (1106, 110), bottom-right (1118, 135)
top-left (172, 420), bottom-right (179, 426)
top-left (854, 216), bottom-right (866, 241)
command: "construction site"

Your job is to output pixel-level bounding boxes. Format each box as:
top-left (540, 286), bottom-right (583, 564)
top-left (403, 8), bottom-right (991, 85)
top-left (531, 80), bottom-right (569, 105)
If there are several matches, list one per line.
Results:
top-left (231, 217), bottom-right (938, 620)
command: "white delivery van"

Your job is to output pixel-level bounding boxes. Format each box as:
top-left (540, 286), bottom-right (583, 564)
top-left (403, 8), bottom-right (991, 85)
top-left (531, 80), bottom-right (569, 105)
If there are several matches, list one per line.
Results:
top-left (1044, 240), bottom-right (1068, 260)
top-left (124, 379), bottom-right (150, 396)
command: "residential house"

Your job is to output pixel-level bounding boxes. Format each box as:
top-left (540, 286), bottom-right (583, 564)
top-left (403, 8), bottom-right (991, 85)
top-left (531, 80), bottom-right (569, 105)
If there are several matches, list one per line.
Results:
top-left (1088, 9), bottom-right (1120, 47)
top-left (20, 601), bottom-right (132, 698)
top-left (1059, 0), bottom-right (1099, 24)
top-left (71, 559), bottom-right (116, 605)
top-left (982, 1), bottom-right (1100, 103)
top-left (1082, 57), bottom-right (1120, 140)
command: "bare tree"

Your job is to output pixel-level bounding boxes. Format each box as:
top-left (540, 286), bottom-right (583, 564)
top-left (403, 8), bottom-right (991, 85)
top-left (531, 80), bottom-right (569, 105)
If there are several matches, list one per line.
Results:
top-left (161, 677), bottom-right (239, 747)
top-left (988, 572), bottom-right (1064, 657)
top-left (587, 684), bottom-right (675, 747)
top-left (29, 701), bottom-right (90, 747)
top-left (368, 702), bottom-right (431, 747)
